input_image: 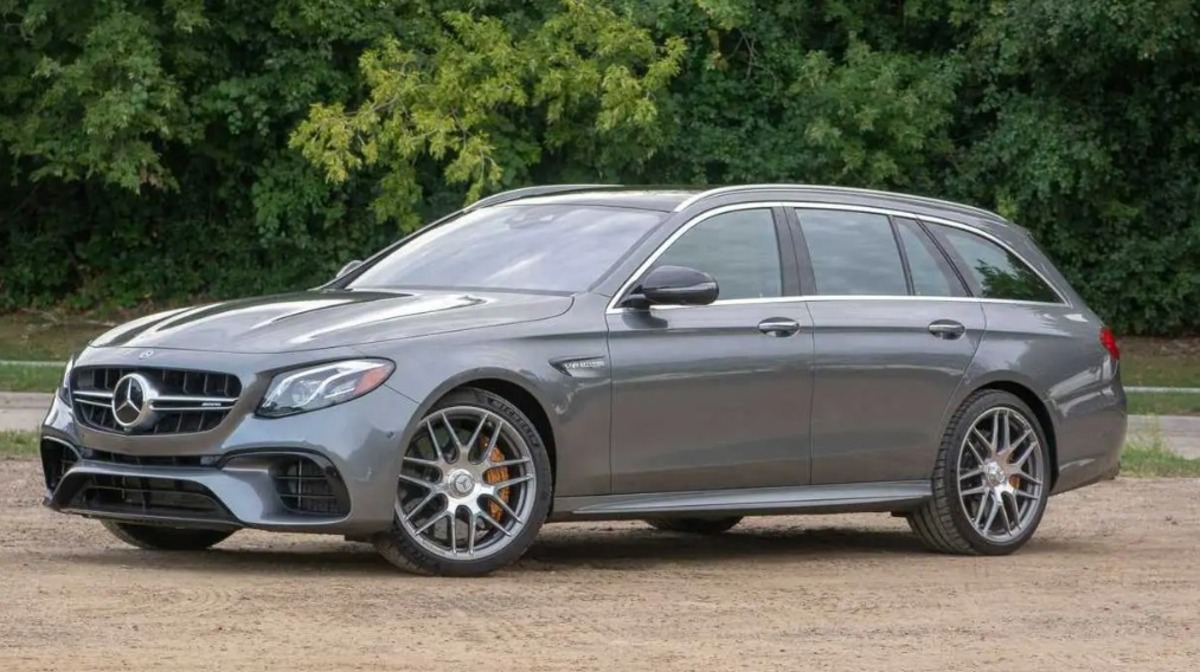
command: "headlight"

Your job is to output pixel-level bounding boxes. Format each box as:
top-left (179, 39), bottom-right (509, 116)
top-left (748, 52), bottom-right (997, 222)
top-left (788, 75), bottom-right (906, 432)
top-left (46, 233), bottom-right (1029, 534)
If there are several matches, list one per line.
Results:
top-left (258, 359), bottom-right (394, 418)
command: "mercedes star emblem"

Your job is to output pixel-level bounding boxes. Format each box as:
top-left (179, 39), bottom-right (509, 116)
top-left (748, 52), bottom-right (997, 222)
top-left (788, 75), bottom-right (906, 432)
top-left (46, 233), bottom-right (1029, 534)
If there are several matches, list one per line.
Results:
top-left (111, 373), bottom-right (159, 431)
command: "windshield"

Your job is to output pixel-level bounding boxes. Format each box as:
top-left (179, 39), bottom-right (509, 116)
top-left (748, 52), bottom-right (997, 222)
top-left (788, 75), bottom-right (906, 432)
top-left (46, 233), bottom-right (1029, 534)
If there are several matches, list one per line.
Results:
top-left (347, 204), bottom-right (665, 293)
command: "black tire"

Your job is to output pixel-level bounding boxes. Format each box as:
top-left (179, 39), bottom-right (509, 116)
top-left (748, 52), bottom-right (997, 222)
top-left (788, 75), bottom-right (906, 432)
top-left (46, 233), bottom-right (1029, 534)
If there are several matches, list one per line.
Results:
top-left (644, 517), bottom-right (742, 535)
top-left (908, 389), bottom-right (1051, 555)
top-left (101, 520), bottom-right (234, 551)
top-left (373, 387), bottom-right (553, 577)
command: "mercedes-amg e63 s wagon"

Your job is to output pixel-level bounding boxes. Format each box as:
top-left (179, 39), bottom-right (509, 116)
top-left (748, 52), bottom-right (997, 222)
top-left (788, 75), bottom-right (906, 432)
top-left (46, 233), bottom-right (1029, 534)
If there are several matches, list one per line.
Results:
top-left (40, 184), bottom-right (1127, 576)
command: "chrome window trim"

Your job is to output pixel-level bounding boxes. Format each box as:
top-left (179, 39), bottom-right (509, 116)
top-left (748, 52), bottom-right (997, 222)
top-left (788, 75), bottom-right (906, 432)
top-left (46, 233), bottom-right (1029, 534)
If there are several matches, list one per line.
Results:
top-left (605, 201), bottom-right (1069, 314)
top-left (607, 295), bottom-right (1068, 314)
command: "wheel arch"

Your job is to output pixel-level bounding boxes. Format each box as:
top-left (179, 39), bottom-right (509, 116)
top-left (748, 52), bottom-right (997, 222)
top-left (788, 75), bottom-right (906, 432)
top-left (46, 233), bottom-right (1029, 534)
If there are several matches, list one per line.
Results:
top-left (412, 369), bottom-right (559, 486)
top-left (462, 378), bottom-right (557, 482)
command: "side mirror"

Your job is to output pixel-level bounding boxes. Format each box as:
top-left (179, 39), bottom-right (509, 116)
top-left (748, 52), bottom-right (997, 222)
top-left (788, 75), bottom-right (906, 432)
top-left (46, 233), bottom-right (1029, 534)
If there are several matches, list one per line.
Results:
top-left (336, 259), bottom-right (364, 279)
top-left (635, 265), bottom-right (719, 307)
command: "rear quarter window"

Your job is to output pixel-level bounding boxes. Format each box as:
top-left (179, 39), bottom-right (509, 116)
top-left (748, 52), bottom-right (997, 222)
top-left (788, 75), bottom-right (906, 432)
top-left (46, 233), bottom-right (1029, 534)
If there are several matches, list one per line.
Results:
top-left (929, 224), bottom-right (1061, 303)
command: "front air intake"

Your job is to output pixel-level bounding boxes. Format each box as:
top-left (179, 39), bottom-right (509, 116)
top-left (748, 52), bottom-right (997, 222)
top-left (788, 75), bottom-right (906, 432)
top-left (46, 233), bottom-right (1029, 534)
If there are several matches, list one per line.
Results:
top-left (69, 474), bottom-right (232, 521)
top-left (41, 439), bottom-right (80, 492)
top-left (272, 457), bottom-right (349, 516)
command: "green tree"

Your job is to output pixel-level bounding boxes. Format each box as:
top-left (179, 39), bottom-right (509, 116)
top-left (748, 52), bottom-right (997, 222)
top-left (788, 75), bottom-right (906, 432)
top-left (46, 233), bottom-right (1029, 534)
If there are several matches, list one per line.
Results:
top-left (2, 0), bottom-right (1199, 335)
top-left (1, 0), bottom-right (413, 307)
top-left (291, 0), bottom-right (685, 227)
top-left (951, 0), bottom-right (1200, 333)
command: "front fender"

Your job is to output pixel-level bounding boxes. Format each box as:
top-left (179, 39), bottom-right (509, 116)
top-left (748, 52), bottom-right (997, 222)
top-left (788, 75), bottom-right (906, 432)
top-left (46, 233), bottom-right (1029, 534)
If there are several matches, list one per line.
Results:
top-left (352, 307), bottom-right (613, 497)
top-left (387, 365), bottom-right (563, 445)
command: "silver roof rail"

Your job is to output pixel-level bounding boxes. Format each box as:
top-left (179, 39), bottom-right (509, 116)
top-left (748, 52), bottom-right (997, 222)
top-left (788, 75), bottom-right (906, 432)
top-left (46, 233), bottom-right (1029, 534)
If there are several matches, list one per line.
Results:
top-left (466, 184), bottom-right (623, 211)
top-left (672, 184), bottom-right (1005, 222)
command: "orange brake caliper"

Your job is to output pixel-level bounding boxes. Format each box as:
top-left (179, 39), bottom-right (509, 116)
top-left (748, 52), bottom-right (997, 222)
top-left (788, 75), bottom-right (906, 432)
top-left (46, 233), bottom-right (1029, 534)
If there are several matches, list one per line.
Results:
top-left (482, 440), bottom-right (511, 522)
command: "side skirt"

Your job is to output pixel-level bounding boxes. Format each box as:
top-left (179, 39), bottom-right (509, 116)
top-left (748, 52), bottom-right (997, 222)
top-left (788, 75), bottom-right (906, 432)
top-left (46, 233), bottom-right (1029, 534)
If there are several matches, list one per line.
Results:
top-left (549, 480), bottom-right (931, 522)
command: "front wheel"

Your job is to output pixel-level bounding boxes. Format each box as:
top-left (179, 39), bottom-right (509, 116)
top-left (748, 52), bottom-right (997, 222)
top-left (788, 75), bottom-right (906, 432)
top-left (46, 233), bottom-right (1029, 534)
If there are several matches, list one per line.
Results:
top-left (908, 390), bottom-right (1051, 555)
top-left (101, 520), bottom-right (234, 551)
top-left (373, 388), bottom-right (553, 576)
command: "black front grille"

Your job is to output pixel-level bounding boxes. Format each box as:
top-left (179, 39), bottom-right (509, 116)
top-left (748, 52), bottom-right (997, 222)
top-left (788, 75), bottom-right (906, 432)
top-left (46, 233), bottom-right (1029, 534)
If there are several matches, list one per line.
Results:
top-left (272, 457), bottom-right (349, 516)
top-left (75, 367), bottom-right (241, 397)
top-left (69, 474), bottom-right (231, 520)
top-left (71, 366), bottom-right (242, 435)
top-left (41, 439), bottom-right (80, 491)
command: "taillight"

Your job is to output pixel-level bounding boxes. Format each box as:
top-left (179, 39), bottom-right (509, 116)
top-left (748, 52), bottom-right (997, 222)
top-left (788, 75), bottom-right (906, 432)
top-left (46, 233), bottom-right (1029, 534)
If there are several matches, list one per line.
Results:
top-left (1100, 326), bottom-right (1120, 360)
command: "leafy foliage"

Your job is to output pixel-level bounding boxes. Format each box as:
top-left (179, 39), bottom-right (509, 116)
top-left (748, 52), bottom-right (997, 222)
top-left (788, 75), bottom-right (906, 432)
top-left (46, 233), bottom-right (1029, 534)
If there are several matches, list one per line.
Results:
top-left (292, 0), bottom-right (684, 223)
top-left (2, 0), bottom-right (1198, 335)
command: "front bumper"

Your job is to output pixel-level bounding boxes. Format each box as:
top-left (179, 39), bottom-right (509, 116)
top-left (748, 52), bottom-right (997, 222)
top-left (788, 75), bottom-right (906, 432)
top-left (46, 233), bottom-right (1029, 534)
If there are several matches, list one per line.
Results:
top-left (41, 355), bottom-right (420, 536)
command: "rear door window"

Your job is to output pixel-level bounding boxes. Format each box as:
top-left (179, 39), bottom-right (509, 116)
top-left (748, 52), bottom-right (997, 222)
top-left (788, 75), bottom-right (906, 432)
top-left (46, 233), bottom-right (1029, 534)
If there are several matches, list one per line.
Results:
top-left (894, 218), bottom-right (967, 298)
top-left (795, 209), bottom-right (907, 296)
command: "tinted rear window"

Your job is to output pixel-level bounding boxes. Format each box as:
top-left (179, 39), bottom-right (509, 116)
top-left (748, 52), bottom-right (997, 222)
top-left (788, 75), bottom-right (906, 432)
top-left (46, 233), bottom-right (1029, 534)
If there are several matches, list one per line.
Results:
top-left (348, 205), bottom-right (665, 293)
top-left (796, 209), bottom-right (908, 296)
top-left (895, 219), bottom-right (967, 297)
top-left (932, 225), bottom-right (1061, 303)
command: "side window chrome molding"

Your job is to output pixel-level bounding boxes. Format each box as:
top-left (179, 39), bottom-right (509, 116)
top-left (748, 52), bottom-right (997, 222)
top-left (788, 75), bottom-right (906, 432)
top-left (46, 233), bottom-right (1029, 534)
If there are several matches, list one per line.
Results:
top-left (606, 294), bottom-right (1068, 314)
top-left (606, 201), bottom-right (1070, 313)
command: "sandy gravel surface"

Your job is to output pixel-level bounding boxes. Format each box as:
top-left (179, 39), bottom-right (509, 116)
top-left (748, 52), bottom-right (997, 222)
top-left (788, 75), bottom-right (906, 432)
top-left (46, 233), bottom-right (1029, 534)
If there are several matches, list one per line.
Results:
top-left (0, 458), bottom-right (1197, 671)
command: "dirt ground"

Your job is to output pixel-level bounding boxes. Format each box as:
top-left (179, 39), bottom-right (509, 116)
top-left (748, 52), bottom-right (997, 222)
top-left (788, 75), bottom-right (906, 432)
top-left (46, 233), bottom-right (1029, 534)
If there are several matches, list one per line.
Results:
top-left (0, 459), bottom-right (1197, 672)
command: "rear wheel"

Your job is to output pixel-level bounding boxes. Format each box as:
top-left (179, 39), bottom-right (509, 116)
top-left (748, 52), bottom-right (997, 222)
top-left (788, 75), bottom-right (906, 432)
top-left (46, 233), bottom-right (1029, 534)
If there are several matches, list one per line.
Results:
top-left (373, 388), bottom-right (552, 576)
top-left (644, 516), bottom-right (742, 535)
top-left (101, 520), bottom-right (234, 551)
top-left (908, 390), bottom-right (1050, 555)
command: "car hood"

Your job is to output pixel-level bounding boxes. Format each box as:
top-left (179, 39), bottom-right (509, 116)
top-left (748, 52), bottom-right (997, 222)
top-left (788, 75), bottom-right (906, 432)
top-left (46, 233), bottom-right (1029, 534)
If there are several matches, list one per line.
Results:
top-left (90, 290), bottom-right (573, 354)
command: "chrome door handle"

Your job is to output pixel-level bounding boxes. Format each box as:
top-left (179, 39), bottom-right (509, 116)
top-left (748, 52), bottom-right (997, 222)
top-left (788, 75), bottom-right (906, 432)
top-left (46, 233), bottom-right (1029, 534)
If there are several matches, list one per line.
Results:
top-left (758, 318), bottom-right (801, 337)
top-left (928, 320), bottom-right (966, 339)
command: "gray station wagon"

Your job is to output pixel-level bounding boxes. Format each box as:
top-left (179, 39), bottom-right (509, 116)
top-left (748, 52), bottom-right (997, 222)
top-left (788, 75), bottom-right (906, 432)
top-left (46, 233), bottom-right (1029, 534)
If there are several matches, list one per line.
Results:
top-left (39, 184), bottom-right (1127, 576)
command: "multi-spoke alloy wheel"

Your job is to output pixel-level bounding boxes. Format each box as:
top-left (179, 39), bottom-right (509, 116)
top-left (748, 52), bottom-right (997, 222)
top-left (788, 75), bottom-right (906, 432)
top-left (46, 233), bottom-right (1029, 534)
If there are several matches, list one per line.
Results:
top-left (373, 388), bottom-right (552, 576)
top-left (956, 407), bottom-right (1045, 543)
top-left (908, 390), bottom-right (1051, 555)
top-left (398, 406), bottom-right (536, 559)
